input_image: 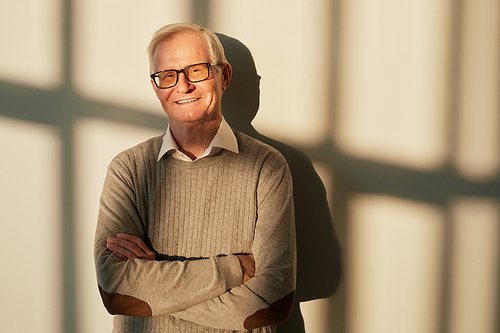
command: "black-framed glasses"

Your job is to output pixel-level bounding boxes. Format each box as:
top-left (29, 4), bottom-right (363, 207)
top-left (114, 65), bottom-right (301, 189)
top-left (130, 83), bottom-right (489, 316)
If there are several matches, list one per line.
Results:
top-left (150, 62), bottom-right (220, 89)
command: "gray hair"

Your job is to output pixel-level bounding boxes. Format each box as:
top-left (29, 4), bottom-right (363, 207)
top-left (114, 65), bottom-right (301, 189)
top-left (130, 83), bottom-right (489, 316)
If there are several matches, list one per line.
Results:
top-left (147, 23), bottom-right (228, 73)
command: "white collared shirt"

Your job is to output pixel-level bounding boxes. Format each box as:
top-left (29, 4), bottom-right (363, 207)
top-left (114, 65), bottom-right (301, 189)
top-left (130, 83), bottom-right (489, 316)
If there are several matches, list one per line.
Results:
top-left (157, 117), bottom-right (239, 162)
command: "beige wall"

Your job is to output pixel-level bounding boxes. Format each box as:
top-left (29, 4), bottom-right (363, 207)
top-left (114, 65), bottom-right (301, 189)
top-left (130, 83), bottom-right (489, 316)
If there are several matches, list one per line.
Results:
top-left (1, 0), bottom-right (499, 332)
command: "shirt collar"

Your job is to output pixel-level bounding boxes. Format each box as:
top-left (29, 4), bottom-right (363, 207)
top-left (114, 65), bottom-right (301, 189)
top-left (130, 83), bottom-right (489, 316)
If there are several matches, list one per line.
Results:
top-left (157, 117), bottom-right (239, 161)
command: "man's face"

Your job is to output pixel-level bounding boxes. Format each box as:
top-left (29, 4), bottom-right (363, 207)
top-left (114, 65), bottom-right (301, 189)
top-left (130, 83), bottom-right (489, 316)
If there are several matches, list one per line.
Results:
top-left (151, 32), bottom-right (231, 128)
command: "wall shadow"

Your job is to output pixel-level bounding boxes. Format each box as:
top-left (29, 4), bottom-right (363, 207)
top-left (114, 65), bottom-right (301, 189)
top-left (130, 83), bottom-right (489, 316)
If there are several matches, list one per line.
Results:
top-left (217, 33), bottom-right (343, 332)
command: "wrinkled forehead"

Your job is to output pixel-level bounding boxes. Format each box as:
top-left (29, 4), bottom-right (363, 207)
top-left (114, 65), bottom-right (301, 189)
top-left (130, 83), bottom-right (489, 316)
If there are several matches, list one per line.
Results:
top-left (153, 31), bottom-right (212, 70)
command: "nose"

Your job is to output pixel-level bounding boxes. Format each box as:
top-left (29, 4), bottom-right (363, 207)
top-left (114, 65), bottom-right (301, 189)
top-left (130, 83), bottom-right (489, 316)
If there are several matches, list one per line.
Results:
top-left (175, 72), bottom-right (194, 93)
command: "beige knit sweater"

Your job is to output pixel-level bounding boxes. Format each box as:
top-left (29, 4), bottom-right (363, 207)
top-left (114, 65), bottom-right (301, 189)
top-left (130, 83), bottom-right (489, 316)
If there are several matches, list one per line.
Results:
top-left (94, 130), bottom-right (296, 332)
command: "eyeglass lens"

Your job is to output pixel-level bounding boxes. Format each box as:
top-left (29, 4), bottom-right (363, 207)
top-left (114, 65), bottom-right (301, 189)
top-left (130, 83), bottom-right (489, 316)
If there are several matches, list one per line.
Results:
top-left (155, 63), bottom-right (210, 88)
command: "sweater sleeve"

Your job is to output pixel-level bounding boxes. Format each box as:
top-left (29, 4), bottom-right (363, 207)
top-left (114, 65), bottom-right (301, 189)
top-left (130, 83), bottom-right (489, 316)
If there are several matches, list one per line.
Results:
top-left (94, 154), bottom-right (242, 317)
top-left (172, 152), bottom-right (297, 330)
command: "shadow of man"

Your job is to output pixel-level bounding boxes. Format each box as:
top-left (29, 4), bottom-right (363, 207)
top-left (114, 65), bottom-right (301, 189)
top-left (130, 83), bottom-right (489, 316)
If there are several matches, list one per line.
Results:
top-left (217, 33), bottom-right (343, 332)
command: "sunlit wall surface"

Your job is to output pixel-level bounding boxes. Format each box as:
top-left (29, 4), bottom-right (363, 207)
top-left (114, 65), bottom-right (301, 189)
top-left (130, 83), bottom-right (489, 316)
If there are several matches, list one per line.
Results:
top-left (455, 0), bottom-right (500, 180)
top-left (0, 117), bottom-right (63, 333)
top-left (448, 199), bottom-right (500, 333)
top-left (72, 0), bottom-right (191, 114)
top-left (336, 0), bottom-right (451, 170)
top-left (73, 119), bottom-right (162, 332)
top-left (347, 195), bottom-right (445, 333)
top-left (0, 0), bottom-right (62, 89)
top-left (0, 0), bottom-right (63, 89)
top-left (211, 0), bottom-right (334, 146)
top-left (1, 0), bottom-right (499, 332)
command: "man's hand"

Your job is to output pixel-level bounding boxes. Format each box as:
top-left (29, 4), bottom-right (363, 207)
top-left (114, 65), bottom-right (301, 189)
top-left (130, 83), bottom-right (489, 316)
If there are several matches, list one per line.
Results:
top-left (106, 233), bottom-right (156, 261)
top-left (236, 254), bottom-right (255, 283)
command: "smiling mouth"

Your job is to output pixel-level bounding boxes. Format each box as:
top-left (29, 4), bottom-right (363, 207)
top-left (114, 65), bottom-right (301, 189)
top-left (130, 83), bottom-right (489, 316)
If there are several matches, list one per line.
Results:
top-left (176, 98), bottom-right (200, 104)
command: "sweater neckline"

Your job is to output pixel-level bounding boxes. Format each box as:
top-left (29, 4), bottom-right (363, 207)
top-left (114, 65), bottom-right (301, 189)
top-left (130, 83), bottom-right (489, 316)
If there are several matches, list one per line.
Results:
top-left (158, 149), bottom-right (235, 169)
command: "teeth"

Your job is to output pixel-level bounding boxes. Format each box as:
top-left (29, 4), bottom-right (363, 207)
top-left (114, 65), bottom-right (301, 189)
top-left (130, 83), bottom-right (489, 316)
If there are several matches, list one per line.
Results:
top-left (177, 98), bottom-right (198, 104)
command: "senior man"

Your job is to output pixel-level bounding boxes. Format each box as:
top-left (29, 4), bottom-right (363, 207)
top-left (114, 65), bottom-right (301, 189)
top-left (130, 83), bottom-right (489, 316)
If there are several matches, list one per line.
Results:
top-left (94, 23), bottom-right (296, 332)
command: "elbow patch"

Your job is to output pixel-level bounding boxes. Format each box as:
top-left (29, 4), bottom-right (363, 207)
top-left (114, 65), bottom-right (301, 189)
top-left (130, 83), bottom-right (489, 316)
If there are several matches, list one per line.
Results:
top-left (244, 290), bottom-right (295, 329)
top-left (98, 285), bottom-right (152, 317)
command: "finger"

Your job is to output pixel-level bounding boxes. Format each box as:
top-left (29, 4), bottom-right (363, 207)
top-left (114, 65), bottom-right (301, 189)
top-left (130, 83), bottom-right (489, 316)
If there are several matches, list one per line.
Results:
top-left (116, 233), bottom-right (154, 256)
top-left (108, 236), bottom-right (142, 253)
top-left (116, 233), bottom-right (151, 253)
top-left (106, 241), bottom-right (137, 260)
top-left (112, 251), bottom-right (129, 261)
top-left (107, 237), bottom-right (135, 254)
top-left (108, 236), bottom-right (154, 260)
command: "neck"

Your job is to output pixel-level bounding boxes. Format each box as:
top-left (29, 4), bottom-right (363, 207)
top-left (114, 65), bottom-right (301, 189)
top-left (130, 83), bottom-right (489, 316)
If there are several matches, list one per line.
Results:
top-left (169, 117), bottom-right (222, 160)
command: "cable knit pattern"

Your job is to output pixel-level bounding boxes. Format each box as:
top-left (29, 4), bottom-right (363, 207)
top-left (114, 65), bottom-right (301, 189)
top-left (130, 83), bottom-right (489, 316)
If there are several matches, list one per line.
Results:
top-left (94, 130), bottom-right (296, 332)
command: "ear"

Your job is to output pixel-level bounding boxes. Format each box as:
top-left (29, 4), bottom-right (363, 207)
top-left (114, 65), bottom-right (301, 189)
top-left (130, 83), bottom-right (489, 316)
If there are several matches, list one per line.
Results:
top-left (221, 63), bottom-right (232, 92)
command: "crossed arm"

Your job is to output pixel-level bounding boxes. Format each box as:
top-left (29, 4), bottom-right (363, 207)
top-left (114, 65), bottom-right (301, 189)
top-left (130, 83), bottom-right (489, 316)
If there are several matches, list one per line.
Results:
top-left (95, 153), bottom-right (296, 330)
top-left (101, 233), bottom-right (293, 329)
top-left (106, 233), bottom-right (256, 284)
